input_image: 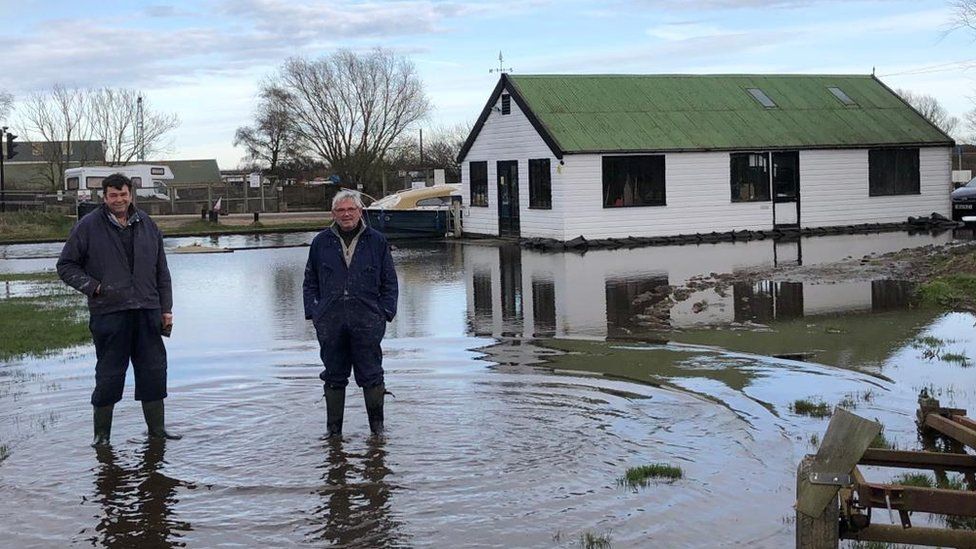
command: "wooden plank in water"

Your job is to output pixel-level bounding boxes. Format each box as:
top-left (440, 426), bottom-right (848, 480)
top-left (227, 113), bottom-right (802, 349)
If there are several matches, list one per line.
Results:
top-left (859, 448), bottom-right (976, 473)
top-left (797, 408), bottom-right (881, 518)
top-left (926, 414), bottom-right (976, 451)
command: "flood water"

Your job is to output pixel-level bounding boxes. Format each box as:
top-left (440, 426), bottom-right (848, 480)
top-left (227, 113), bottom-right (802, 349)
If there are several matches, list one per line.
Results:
top-left (2, 230), bottom-right (976, 547)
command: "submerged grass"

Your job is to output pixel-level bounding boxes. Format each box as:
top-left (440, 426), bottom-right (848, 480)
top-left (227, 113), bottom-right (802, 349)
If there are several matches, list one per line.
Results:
top-left (619, 463), bottom-right (683, 488)
top-left (0, 273), bottom-right (89, 362)
top-left (790, 398), bottom-right (832, 418)
top-left (941, 352), bottom-right (972, 367)
top-left (869, 425), bottom-right (895, 450)
top-left (577, 530), bottom-right (612, 549)
top-left (0, 271), bottom-right (60, 282)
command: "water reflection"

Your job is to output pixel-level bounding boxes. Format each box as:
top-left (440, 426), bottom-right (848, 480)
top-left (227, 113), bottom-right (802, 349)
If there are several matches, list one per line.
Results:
top-left (309, 440), bottom-right (401, 547)
top-left (463, 237), bottom-right (923, 339)
top-left (88, 441), bottom-right (191, 548)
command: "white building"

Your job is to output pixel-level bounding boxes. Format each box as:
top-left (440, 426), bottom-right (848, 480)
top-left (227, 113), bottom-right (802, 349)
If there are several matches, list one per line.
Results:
top-left (458, 74), bottom-right (954, 241)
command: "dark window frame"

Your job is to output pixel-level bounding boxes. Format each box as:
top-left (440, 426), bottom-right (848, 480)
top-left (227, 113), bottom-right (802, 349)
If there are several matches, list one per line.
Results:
top-left (730, 152), bottom-right (772, 203)
top-left (528, 158), bottom-right (552, 209)
top-left (501, 94), bottom-right (511, 115)
top-left (869, 148), bottom-right (920, 197)
top-left (469, 161), bottom-right (488, 207)
top-left (602, 155), bottom-right (666, 208)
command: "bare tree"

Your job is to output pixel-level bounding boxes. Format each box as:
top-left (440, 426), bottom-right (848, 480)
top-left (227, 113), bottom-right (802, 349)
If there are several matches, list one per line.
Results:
top-left (18, 85), bottom-right (93, 190)
top-left (896, 88), bottom-right (960, 136)
top-left (385, 122), bottom-right (471, 183)
top-left (16, 85), bottom-right (179, 188)
top-left (0, 90), bottom-right (12, 123)
top-left (272, 48), bottom-right (431, 195)
top-left (233, 85), bottom-right (300, 176)
top-left (951, 1), bottom-right (976, 33)
top-left (88, 88), bottom-right (179, 165)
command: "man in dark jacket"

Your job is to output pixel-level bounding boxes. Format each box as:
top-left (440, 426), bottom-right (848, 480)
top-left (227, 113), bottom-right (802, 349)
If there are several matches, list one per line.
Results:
top-left (303, 189), bottom-right (398, 438)
top-left (57, 174), bottom-right (180, 447)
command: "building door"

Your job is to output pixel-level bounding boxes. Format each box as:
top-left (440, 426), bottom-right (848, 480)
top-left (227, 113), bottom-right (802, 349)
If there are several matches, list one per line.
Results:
top-left (497, 160), bottom-right (520, 237)
top-left (772, 151), bottom-right (800, 228)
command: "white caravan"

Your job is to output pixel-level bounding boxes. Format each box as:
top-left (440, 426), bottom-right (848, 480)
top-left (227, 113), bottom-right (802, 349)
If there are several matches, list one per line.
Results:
top-left (64, 165), bottom-right (175, 201)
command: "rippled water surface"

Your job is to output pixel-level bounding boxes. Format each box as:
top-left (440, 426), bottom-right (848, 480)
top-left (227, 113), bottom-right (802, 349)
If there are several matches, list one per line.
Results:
top-left (1, 231), bottom-right (975, 548)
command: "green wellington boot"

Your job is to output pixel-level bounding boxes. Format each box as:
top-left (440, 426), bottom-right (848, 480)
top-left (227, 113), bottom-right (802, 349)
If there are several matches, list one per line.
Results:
top-left (324, 386), bottom-right (345, 439)
top-left (92, 404), bottom-right (114, 447)
top-left (141, 399), bottom-right (182, 440)
top-left (363, 384), bottom-right (386, 435)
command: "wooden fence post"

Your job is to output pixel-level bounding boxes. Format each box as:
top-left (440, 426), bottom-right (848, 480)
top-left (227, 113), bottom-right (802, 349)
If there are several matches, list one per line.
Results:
top-left (796, 455), bottom-right (839, 549)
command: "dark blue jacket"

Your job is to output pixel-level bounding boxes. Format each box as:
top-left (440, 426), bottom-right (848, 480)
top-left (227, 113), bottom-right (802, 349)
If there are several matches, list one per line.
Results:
top-left (303, 224), bottom-right (398, 323)
top-left (57, 204), bottom-right (173, 315)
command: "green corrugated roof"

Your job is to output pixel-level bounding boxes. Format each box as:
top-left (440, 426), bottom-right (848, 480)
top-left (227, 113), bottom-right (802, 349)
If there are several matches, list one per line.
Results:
top-left (505, 74), bottom-right (952, 153)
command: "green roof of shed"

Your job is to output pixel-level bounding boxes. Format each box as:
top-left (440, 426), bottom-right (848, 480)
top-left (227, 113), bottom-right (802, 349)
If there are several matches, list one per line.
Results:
top-left (459, 74), bottom-right (953, 160)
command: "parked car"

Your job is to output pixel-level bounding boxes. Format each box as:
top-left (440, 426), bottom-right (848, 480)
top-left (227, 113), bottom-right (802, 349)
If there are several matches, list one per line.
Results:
top-left (951, 176), bottom-right (976, 221)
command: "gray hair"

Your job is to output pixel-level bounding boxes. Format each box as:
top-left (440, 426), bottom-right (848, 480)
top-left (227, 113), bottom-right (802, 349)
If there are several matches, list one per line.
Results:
top-left (332, 189), bottom-right (364, 209)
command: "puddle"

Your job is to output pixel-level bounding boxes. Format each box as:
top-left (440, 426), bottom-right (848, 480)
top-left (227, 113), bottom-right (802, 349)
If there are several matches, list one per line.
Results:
top-left (1, 232), bottom-right (975, 547)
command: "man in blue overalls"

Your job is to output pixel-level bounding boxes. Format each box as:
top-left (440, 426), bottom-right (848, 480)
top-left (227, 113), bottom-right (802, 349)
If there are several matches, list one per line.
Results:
top-left (303, 189), bottom-right (398, 438)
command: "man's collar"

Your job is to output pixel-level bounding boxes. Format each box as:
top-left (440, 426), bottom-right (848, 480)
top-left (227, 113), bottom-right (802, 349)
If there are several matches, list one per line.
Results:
top-left (104, 204), bottom-right (140, 228)
top-left (330, 220), bottom-right (365, 238)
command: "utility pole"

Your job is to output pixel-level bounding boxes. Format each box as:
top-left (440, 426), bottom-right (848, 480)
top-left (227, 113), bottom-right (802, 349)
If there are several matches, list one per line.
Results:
top-left (0, 126), bottom-right (6, 213)
top-left (136, 96), bottom-right (145, 162)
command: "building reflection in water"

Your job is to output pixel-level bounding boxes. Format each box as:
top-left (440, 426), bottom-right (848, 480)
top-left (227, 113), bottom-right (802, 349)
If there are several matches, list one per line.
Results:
top-left (531, 278), bottom-right (556, 337)
top-left (308, 440), bottom-right (401, 547)
top-left (89, 441), bottom-right (191, 548)
top-left (462, 236), bottom-right (921, 339)
top-left (606, 275), bottom-right (670, 337)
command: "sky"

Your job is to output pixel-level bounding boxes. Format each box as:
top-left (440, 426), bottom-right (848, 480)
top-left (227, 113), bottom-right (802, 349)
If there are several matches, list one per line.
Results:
top-left (2, 0), bottom-right (976, 169)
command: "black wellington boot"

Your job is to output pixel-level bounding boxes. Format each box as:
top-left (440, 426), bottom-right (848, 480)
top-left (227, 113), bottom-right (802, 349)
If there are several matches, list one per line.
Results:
top-left (142, 399), bottom-right (182, 440)
top-left (324, 386), bottom-right (345, 439)
top-left (363, 384), bottom-right (386, 435)
top-left (92, 404), bottom-right (114, 447)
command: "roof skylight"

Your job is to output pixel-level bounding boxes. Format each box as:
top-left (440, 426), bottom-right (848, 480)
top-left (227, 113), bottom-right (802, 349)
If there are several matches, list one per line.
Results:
top-left (746, 88), bottom-right (777, 108)
top-left (827, 86), bottom-right (857, 106)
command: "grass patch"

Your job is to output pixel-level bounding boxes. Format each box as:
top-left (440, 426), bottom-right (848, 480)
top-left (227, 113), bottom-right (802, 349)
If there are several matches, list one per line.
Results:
top-left (619, 463), bottom-right (683, 488)
top-left (917, 274), bottom-right (976, 310)
top-left (0, 271), bottom-right (60, 282)
top-left (0, 272), bottom-right (89, 362)
top-left (941, 353), bottom-right (971, 367)
top-left (790, 398), bottom-right (832, 418)
top-left (869, 426), bottom-right (895, 450)
top-left (893, 472), bottom-right (933, 487)
top-left (164, 219), bottom-right (327, 236)
top-left (0, 211), bottom-right (76, 243)
top-left (578, 530), bottom-right (612, 549)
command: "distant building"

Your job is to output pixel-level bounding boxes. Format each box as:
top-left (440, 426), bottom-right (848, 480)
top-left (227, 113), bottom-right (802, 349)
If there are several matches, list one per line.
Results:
top-left (458, 74), bottom-right (954, 241)
top-left (151, 159), bottom-right (221, 187)
top-left (6, 140), bottom-right (105, 164)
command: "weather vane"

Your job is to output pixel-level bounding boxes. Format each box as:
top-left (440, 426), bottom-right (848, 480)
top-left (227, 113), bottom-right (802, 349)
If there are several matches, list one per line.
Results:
top-left (489, 51), bottom-right (513, 74)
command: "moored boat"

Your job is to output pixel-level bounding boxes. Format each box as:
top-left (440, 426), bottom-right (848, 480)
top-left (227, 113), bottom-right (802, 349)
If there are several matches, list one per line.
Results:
top-left (365, 184), bottom-right (462, 238)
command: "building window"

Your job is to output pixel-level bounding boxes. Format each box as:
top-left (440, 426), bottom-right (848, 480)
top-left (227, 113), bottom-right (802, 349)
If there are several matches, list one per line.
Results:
top-left (869, 148), bottom-right (919, 196)
top-left (501, 94), bottom-right (511, 115)
top-left (130, 176), bottom-right (142, 188)
top-left (602, 155), bottom-right (666, 208)
top-left (528, 158), bottom-right (551, 209)
top-left (66, 177), bottom-right (79, 190)
top-left (470, 161), bottom-right (488, 206)
top-left (730, 153), bottom-right (771, 202)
